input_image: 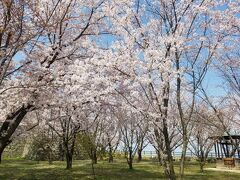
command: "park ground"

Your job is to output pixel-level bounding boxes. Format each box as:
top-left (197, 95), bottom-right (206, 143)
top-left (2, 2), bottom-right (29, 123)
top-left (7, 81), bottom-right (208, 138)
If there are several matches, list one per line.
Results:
top-left (0, 159), bottom-right (240, 180)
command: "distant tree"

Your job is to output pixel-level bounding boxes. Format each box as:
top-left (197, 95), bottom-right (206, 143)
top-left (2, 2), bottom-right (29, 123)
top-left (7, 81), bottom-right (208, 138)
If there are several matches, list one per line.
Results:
top-left (189, 102), bottom-right (223, 172)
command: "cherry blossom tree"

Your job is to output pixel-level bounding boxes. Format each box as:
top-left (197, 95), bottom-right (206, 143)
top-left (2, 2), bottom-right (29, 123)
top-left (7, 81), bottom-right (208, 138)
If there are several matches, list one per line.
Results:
top-left (116, 109), bottom-right (140, 169)
top-left (97, 1), bottom-right (240, 179)
top-left (100, 106), bottom-right (121, 163)
top-left (0, 0), bottom-right (108, 163)
top-left (136, 118), bottom-right (149, 162)
top-left (0, 0), bottom-right (44, 163)
top-left (189, 102), bottom-right (223, 173)
top-left (0, 1), bottom-right (239, 179)
top-left (217, 33), bottom-right (240, 128)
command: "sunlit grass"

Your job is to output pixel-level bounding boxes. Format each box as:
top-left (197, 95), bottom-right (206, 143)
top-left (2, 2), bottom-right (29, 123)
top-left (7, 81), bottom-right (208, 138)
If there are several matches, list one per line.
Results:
top-left (0, 159), bottom-right (240, 179)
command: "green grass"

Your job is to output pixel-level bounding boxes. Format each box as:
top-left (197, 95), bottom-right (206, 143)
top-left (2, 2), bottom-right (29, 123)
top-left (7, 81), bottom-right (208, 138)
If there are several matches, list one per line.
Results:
top-left (0, 159), bottom-right (240, 179)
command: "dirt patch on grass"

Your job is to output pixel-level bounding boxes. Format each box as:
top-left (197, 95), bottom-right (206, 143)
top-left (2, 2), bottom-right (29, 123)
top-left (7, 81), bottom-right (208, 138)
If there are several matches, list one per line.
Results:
top-left (205, 168), bottom-right (240, 174)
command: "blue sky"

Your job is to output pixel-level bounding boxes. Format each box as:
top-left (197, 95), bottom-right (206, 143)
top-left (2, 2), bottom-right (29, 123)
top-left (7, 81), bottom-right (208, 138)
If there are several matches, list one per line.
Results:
top-left (203, 69), bottom-right (226, 97)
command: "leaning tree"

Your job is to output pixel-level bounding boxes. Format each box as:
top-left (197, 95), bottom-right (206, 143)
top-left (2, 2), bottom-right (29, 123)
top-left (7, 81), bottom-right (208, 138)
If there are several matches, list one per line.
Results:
top-left (0, 0), bottom-right (108, 161)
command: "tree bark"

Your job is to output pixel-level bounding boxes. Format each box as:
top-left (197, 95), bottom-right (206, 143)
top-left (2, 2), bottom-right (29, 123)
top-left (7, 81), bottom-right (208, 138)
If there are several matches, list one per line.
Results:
top-left (162, 121), bottom-right (176, 180)
top-left (0, 142), bottom-right (7, 164)
top-left (108, 148), bottom-right (113, 163)
top-left (0, 103), bottom-right (34, 163)
top-left (127, 149), bottom-right (134, 169)
top-left (162, 83), bottom-right (176, 180)
top-left (180, 130), bottom-right (188, 178)
top-left (0, 151), bottom-right (2, 164)
top-left (108, 153), bottom-right (113, 163)
top-left (64, 142), bottom-right (73, 169)
top-left (92, 149), bottom-right (97, 164)
top-left (156, 149), bottom-right (162, 165)
top-left (199, 153), bottom-right (205, 173)
top-left (66, 151), bottom-right (73, 169)
top-left (137, 149), bottom-right (142, 162)
top-left (128, 157), bottom-right (133, 169)
top-left (200, 161), bottom-right (204, 173)
top-left (108, 140), bottom-right (113, 163)
top-left (176, 46), bottom-right (188, 179)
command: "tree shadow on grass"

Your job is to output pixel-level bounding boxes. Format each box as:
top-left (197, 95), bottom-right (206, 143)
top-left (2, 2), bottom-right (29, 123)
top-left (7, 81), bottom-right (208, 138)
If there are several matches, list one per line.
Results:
top-left (183, 169), bottom-right (240, 180)
top-left (94, 168), bottom-right (165, 180)
top-left (0, 160), bottom-right (165, 180)
top-left (74, 161), bottom-right (165, 180)
top-left (0, 165), bottom-right (90, 180)
top-left (3, 160), bottom-right (240, 180)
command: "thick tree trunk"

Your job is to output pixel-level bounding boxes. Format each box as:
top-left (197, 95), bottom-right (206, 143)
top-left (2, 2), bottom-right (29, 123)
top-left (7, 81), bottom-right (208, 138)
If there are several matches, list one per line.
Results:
top-left (66, 133), bottom-right (77, 169)
top-left (128, 157), bottom-right (133, 169)
top-left (66, 151), bottom-right (73, 169)
top-left (0, 103), bottom-right (34, 164)
top-left (127, 149), bottom-right (133, 169)
top-left (0, 151), bottom-right (2, 164)
top-left (0, 143), bottom-right (6, 164)
top-left (64, 142), bottom-right (73, 169)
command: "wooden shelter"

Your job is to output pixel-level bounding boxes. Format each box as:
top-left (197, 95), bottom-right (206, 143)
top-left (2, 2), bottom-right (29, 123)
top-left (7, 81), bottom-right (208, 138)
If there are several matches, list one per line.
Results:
top-left (212, 132), bottom-right (240, 169)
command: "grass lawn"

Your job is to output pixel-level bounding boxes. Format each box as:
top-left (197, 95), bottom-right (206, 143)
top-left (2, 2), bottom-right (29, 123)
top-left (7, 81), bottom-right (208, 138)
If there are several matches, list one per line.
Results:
top-left (0, 159), bottom-right (240, 179)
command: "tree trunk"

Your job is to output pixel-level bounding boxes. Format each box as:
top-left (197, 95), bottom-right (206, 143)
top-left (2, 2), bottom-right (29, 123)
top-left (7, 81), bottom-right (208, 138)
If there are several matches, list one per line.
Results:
top-left (200, 161), bottom-right (204, 173)
top-left (108, 140), bottom-right (113, 163)
top-left (127, 149), bottom-right (133, 169)
top-left (108, 150), bottom-right (113, 163)
top-left (64, 142), bottom-right (73, 169)
top-left (128, 157), bottom-right (133, 169)
top-left (156, 150), bottom-right (162, 165)
top-left (180, 131), bottom-right (188, 179)
top-left (137, 149), bottom-right (142, 162)
top-left (162, 83), bottom-right (176, 180)
top-left (199, 155), bottom-right (205, 173)
top-left (0, 151), bottom-right (2, 164)
top-left (162, 123), bottom-right (176, 180)
top-left (65, 133), bottom-right (76, 169)
top-left (0, 144), bottom-right (5, 164)
top-left (0, 104), bottom-right (34, 164)
top-left (92, 150), bottom-right (97, 164)
top-left (176, 50), bottom-right (188, 179)
top-left (66, 151), bottom-right (73, 169)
